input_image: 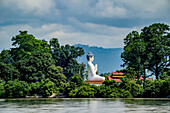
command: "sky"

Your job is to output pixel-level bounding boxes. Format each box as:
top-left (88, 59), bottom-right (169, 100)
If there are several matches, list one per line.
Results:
top-left (0, 0), bottom-right (170, 51)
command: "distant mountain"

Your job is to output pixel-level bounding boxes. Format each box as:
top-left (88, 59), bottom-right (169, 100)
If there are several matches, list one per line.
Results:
top-left (74, 44), bottom-right (124, 74)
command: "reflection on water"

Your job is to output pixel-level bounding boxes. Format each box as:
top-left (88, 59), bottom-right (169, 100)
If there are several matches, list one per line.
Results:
top-left (0, 98), bottom-right (169, 113)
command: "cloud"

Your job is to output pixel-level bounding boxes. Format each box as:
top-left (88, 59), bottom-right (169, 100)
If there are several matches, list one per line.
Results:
top-left (0, 0), bottom-right (169, 51)
top-left (0, 19), bottom-right (142, 52)
top-left (0, 0), bottom-right (169, 27)
top-left (0, 0), bottom-right (55, 16)
top-left (119, 0), bottom-right (170, 19)
top-left (53, 0), bottom-right (170, 19)
top-left (91, 0), bottom-right (127, 18)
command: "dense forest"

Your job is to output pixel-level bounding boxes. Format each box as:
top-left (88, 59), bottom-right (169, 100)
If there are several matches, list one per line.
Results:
top-left (0, 23), bottom-right (169, 98)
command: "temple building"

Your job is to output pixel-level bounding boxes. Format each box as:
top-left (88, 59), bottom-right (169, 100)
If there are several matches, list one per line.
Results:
top-left (108, 72), bottom-right (153, 82)
top-left (108, 72), bottom-right (124, 82)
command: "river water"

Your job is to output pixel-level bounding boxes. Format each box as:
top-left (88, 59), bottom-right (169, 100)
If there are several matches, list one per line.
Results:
top-left (0, 98), bottom-right (169, 113)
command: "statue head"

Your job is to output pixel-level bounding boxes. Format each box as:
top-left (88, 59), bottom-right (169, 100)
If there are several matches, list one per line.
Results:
top-left (86, 52), bottom-right (94, 62)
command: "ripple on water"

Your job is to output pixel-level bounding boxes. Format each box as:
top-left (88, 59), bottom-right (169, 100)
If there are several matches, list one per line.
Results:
top-left (0, 98), bottom-right (169, 113)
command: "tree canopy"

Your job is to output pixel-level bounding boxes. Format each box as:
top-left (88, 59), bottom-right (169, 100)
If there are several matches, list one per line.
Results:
top-left (121, 23), bottom-right (170, 81)
top-left (0, 31), bottom-right (85, 83)
top-left (0, 24), bottom-right (170, 98)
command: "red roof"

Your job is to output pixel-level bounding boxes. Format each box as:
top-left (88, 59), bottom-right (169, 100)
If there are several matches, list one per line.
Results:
top-left (112, 72), bottom-right (123, 75)
top-left (108, 76), bottom-right (112, 80)
top-left (108, 75), bottom-right (153, 82)
top-left (138, 76), bottom-right (153, 81)
top-left (108, 76), bottom-right (122, 82)
top-left (109, 72), bottom-right (153, 82)
top-left (146, 78), bottom-right (153, 81)
top-left (112, 76), bottom-right (124, 78)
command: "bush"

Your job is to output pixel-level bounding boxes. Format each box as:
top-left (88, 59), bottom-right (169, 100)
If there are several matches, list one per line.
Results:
top-left (46, 65), bottom-right (66, 86)
top-left (161, 76), bottom-right (170, 97)
top-left (110, 89), bottom-right (132, 98)
top-left (63, 82), bottom-right (77, 97)
top-left (0, 80), bottom-right (5, 98)
top-left (143, 78), bottom-right (170, 98)
top-left (69, 74), bottom-right (84, 87)
top-left (129, 81), bottom-right (144, 98)
top-left (69, 85), bottom-right (96, 98)
top-left (103, 80), bottom-right (118, 88)
top-left (40, 79), bottom-right (55, 97)
top-left (98, 85), bottom-right (132, 98)
top-left (30, 82), bottom-right (41, 96)
top-left (5, 80), bottom-right (30, 98)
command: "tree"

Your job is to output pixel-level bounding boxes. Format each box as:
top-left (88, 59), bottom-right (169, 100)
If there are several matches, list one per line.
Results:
top-left (46, 65), bottom-right (66, 86)
top-left (11, 31), bottom-right (50, 61)
top-left (121, 23), bottom-right (170, 81)
top-left (0, 62), bottom-right (19, 82)
top-left (50, 38), bottom-right (85, 79)
top-left (5, 80), bottom-right (30, 98)
top-left (15, 52), bottom-right (55, 83)
top-left (78, 62), bottom-right (86, 79)
top-left (141, 23), bottom-right (170, 80)
top-left (69, 74), bottom-right (84, 87)
top-left (121, 31), bottom-right (148, 80)
top-left (0, 49), bottom-right (20, 82)
top-left (0, 49), bottom-right (13, 64)
top-left (40, 78), bottom-right (55, 97)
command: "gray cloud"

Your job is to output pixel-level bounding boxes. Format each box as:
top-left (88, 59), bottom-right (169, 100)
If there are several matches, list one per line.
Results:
top-left (0, 0), bottom-right (169, 51)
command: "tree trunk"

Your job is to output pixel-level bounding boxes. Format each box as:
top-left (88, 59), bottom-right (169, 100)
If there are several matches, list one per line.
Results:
top-left (143, 66), bottom-right (146, 88)
top-left (155, 65), bottom-right (159, 81)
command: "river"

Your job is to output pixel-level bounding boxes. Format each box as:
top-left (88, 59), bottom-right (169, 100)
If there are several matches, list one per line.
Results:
top-left (0, 98), bottom-right (169, 113)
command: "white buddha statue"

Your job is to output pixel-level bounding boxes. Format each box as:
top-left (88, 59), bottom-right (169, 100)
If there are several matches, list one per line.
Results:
top-left (86, 52), bottom-right (105, 81)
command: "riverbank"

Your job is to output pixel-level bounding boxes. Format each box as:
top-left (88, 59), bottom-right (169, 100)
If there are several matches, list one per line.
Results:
top-left (1, 98), bottom-right (170, 101)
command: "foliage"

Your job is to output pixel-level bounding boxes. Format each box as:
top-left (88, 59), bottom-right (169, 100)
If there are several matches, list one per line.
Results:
top-left (100, 72), bottom-right (111, 80)
top-left (69, 74), bottom-right (84, 87)
top-left (0, 80), bottom-right (6, 98)
top-left (40, 79), bottom-right (55, 97)
top-left (79, 63), bottom-right (86, 79)
top-left (29, 82), bottom-right (42, 96)
top-left (143, 77), bottom-right (170, 98)
top-left (63, 82), bottom-right (77, 97)
top-left (0, 62), bottom-right (20, 82)
top-left (4, 80), bottom-right (30, 98)
top-left (128, 81), bottom-right (144, 97)
top-left (0, 25), bottom-right (169, 98)
top-left (15, 52), bottom-right (55, 83)
top-left (0, 49), bottom-right (13, 64)
top-left (50, 38), bottom-right (85, 78)
top-left (119, 77), bottom-right (144, 97)
top-left (11, 31), bottom-right (50, 61)
top-left (121, 31), bottom-right (147, 79)
top-left (98, 85), bottom-right (132, 98)
top-left (121, 23), bottom-right (170, 81)
top-left (102, 80), bottom-right (117, 87)
top-left (117, 67), bottom-right (136, 80)
top-left (46, 65), bottom-right (66, 86)
top-left (69, 85), bottom-right (96, 98)
top-left (141, 23), bottom-right (170, 80)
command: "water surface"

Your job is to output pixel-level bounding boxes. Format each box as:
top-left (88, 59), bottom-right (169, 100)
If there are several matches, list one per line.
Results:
top-left (0, 98), bottom-right (169, 113)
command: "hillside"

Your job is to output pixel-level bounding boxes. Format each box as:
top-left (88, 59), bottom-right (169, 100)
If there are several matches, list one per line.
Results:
top-left (74, 44), bottom-right (124, 74)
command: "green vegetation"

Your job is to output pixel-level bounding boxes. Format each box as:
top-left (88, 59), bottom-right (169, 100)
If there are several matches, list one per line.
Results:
top-left (0, 31), bottom-right (84, 98)
top-left (0, 23), bottom-right (170, 98)
top-left (121, 23), bottom-right (170, 81)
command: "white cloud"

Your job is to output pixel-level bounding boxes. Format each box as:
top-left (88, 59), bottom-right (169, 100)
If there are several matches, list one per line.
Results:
top-left (1, 0), bottom-right (169, 22)
top-left (1, 0), bottom-right (55, 16)
top-left (92, 0), bottom-right (127, 18)
top-left (0, 21), bottom-right (142, 51)
top-left (0, 0), bottom-right (169, 52)
top-left (54, 0), bottom-right (170, 19)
